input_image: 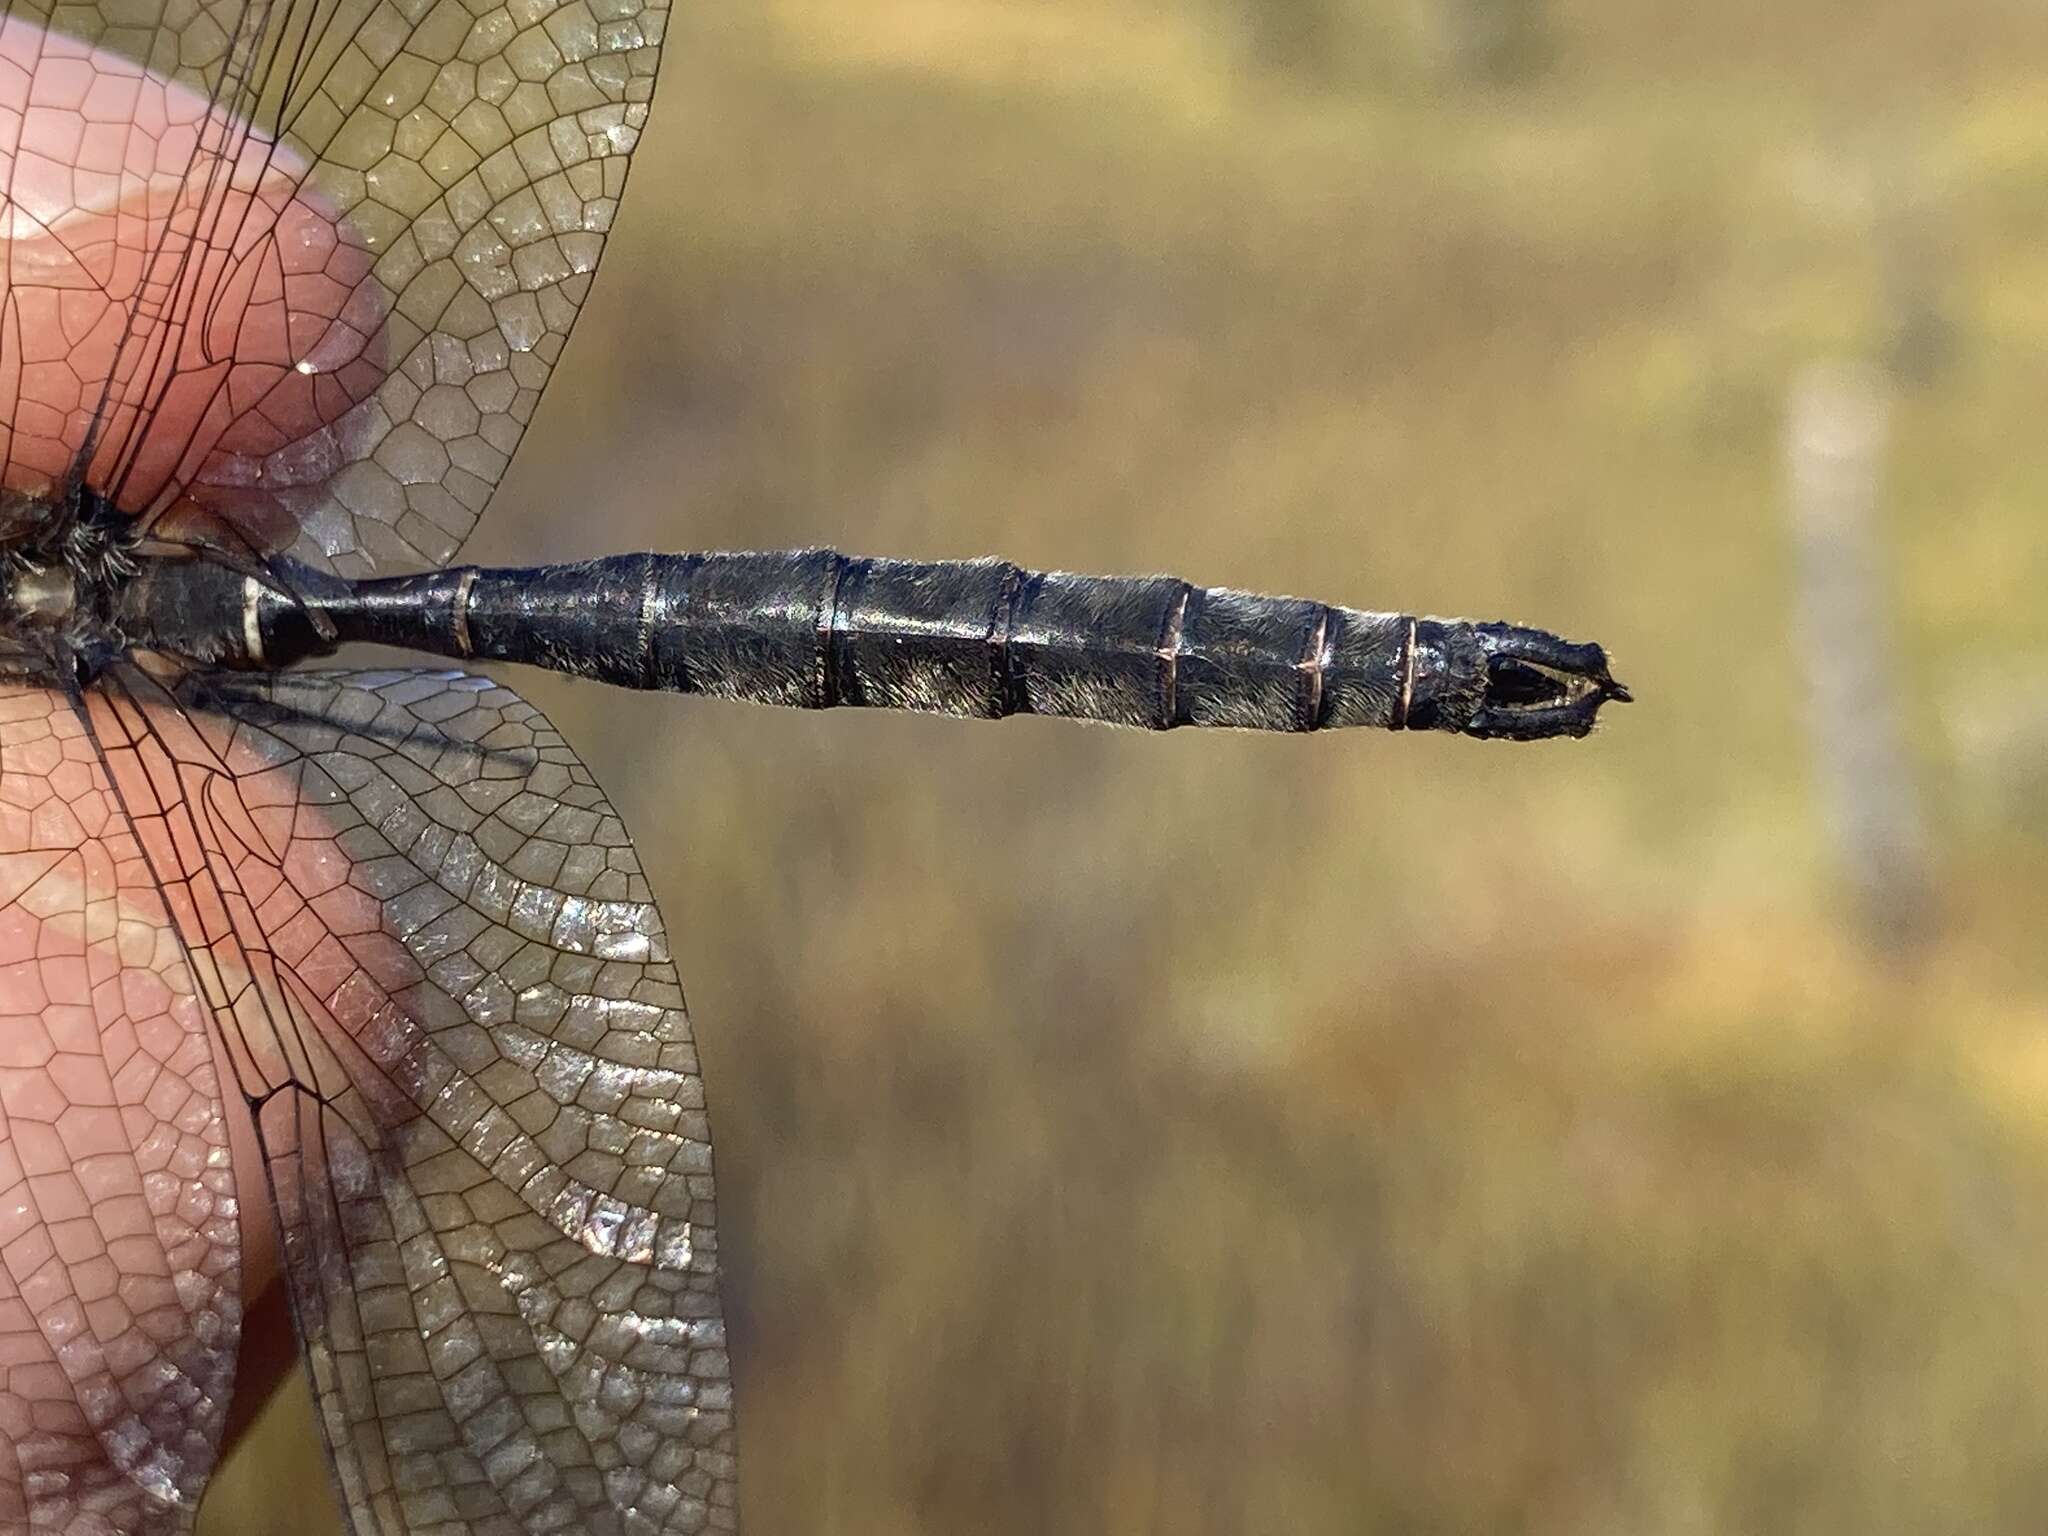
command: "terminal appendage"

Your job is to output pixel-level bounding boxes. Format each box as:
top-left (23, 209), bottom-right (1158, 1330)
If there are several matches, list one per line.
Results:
top-left (1462, 622), bottom-right (1631, 741)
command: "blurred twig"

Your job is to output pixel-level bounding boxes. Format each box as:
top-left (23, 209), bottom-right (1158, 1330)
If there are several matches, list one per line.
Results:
top-left (1785, 362), bottom-right (1934, 950)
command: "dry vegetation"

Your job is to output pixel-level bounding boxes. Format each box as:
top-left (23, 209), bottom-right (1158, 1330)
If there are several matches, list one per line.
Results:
top-left (202, 1), bottom-right (2048, 1530)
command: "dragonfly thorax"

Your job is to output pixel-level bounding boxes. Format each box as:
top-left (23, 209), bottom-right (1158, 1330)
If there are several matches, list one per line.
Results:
top-left (0, 490), bottom-right (225, 687)
top-left (1, 490), bottom-right (114, 682)
top-left (6, 561), bottom-right (75, 626)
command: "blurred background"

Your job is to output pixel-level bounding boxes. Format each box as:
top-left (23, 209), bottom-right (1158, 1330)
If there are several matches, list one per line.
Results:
top-left (201, 0), bottom-right (2048, 1530)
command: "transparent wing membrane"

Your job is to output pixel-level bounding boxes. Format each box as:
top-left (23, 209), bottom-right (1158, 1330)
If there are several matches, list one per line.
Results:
top-left (0, 683), bottom-right (240, 1533)
top-left (3, 0), bottom-right (727, 1524)
top-left (0, 0), bottom-right (666, 574)
top-left (87, 667), bottom-right (733, 1535)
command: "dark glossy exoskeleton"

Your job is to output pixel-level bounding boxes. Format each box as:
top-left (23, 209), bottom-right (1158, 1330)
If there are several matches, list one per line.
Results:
top-left (28, 536), bottom-right (1628, 739)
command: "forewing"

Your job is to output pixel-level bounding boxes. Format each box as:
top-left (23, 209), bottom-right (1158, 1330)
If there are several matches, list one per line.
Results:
top-left (0, 684), bottom-right (239, 1534)
top-left (88, 666), bottom-right (734, 1536)
top-left (0, 0), bottom-right (665, 575)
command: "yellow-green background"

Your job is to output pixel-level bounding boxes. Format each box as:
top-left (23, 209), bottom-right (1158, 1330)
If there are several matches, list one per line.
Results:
top-left (201, 1), bottom-right (2048, 1530)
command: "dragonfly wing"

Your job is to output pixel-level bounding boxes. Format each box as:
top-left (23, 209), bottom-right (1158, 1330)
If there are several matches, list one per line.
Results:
top-left (87, 666), bottom-right (734, 1536)
top-left (188, 0), bottom-right (673, 576)
top-left (0, 683), bottom-right (240, 1534)
top-left (0, 0), bottom-right (665, 576)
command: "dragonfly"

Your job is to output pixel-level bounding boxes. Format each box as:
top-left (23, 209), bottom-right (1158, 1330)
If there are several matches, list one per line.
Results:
top-left (0, 0), bottom-right (1629, 1530)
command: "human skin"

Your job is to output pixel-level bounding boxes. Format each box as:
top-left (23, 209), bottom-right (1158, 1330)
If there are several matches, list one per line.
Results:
top-left (0, 11), bottom-right (383, 532)
top-left (1, 21), bottom-right (381, 1524)
top-left (0, 688), bottom-right (260, 1525)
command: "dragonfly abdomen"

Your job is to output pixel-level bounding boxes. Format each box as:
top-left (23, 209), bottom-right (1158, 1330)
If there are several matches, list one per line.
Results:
top-left (345, 551), bottom-right (1482, 734)
top-left (108, 548), bottom-right (1629, 739)
top-left (475, 550), bottom-right (1421, 731)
